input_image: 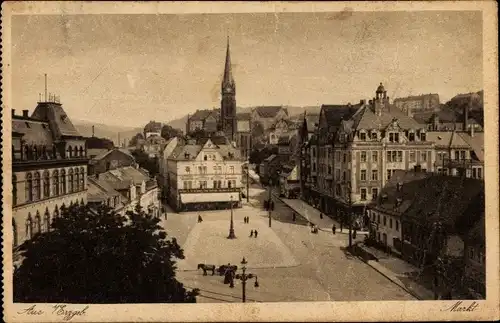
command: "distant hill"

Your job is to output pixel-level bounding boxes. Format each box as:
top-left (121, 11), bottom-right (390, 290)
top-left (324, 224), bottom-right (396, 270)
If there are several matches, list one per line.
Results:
top-left (166, 115), bottom-right (188, 134)
top-left (73, 119), bottom-right (143, 147)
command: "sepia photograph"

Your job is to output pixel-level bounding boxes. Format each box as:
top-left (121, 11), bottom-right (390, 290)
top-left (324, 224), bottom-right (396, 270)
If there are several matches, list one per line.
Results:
top-left (2, 1), bottom-right (499, 322)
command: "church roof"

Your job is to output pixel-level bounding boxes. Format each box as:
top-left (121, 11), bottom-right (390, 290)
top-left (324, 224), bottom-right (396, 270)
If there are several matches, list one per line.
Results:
top-left (253, 106), bottom-right (287, 118)
top-left (222, 36), bottom-right (234, 87)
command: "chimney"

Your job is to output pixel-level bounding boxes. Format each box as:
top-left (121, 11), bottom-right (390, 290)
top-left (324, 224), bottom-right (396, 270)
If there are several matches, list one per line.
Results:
top-left (92, 125), bottom-right (95, 137)
top-left (22, 110), bottom-right (29, 117)
top-left (463, 100), bottom-right (470, 131)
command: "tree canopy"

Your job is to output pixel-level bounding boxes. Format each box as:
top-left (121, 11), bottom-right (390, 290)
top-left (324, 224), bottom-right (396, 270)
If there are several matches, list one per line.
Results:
top-left (131, 149), bottom-right (159, 177)
top-left (161, 125), bottom-right (183, 141)
top-left (14, 203), bottom-right (199, 303)
top-left (186, 128), bottom-right (208, 141)
top-left (251, 121), bottom-right (265, 139)
top-left (128, 133), bottom-right (145, 147)
top-left (85, 136), bottom-right (115, 150)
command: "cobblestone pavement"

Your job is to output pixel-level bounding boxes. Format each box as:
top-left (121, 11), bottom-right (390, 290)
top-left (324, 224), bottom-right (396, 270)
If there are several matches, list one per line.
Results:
top-left (161, 189), bottom-right (416, 302)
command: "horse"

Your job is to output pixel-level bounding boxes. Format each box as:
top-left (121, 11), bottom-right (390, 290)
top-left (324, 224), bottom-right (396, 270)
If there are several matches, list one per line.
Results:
top-left (217, 265), bottom-right (238, 276)
top-left (197, 263), bottom-right (216, 276)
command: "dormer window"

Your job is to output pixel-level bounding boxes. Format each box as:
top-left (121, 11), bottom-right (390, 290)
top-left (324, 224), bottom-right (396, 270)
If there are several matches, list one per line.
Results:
top-left (359, 131), bottom-right (366, 141)
top-left (408, 131), bottom-right (415, 142)
top-left (389, 132), bottom-right (399, 143)
top-left (370, 131), bottom-right (377, 140)
top-left (420, 131), bottom-right (426, 141)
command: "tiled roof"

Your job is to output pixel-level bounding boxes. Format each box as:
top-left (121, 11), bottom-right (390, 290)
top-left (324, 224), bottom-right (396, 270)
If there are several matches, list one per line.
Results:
top-left (31, 102), bottom-right (82, 138)
top-left (426, 131), bottom-right (471, 149)
top-left (12, 118), bottom-right (53, 146)
top-left (371, 170), bottom-right (432, 216)
top-left (169, 144), bottom-right (202, 161)
top-left (355, 104), bottom-right (421, 130)
top-left (92, 148), bottom-right (135, 161)
top-left (403, 175), bottom-right (484, 233)
top-left (254, 106), bottom-right (287, 118)
top-left (108, 166), bottom-right (149, 185)
top-left (458, 132), bottom-right (485, 162)
top-left (236, 112), bottom-right (251, 120)
top-left (87, 176), bottom-right (123, 202)
top-left (190, 109), bottom-right (219, 121)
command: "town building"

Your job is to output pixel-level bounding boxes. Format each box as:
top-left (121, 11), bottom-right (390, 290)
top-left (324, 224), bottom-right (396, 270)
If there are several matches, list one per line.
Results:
top-left (393, 93), bottom-right (440, 115)
top-left (186, 109), bottom-right (220, 134)
top-left (367, 169), bottom-right (432, 254)
top-left (412, 105), bottom-right (483, 132)
top-left (11, 97), bottom-right (88, 249)
top-left (298, 112), bottom-right (320, 202)
top-left (96, 166), bottom-right (160, 217)
top-left (309, 83), bottom-right (437, 227)
top-left (143, 133), bottom-right (167, 158)
top-left (235, 112), bottom-right (252, 160)
top-left (251, 106), bottom-right (289, 131)
top-left (158, 137), bottom-right (180, 200)
top-left (144, 121), bottom-right (163, 139)
top-left (278, 162), bottom-right (300, 199)
top-left (87, 175), bottom-right (128, 215)
top-left (88, 148), bottom-right (137, 175)
top-left (463, 211), bottom-right (485, 299)
top-left (164, 136), bottom-right (243, 211)
top-left (269, 118), bottom-right (300, 145)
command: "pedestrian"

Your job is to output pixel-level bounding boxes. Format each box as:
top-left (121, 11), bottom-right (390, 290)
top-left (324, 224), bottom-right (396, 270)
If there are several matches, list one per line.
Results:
top-left (254, 230), bottom-right (258, 238)
top-left (250, 230), bottom-right (254, 237)
top-left (247, 216), bottom-right (250, 224)
top-left (320, 212), bottom-right (323, 219)
top-left (292, 213), bottom-right (296, 222)
top-left (353, 229), bottom-right (357, 240)
top-left (332, 225), bottom-right (336, 235)
top-left (164, 212), bottom-right (167, 220)
top-left (340, 221), bottom-right (343, 233)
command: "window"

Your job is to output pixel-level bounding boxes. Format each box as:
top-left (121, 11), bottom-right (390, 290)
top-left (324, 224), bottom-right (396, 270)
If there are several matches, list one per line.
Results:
top-left (228, 181), bottom-right (232, 188)
top-left (203, 166), bottom-right (207, 174)
top-left (360, 169), bottom-right (367, 181)
top-left (408, 132), bottom-right (415, 141)
top-left (328, 166), bottom-right (332, 175)
top-left (79, 168), bottom-right (85, 190)
top-left (185, 167), bottom-right (190, 174)
top-left (387, 170), bottom-right (392, 180)
top-left (35, 211), bottom-right (42, 234)
top-left (68, 169), bottom-right (74, 193)
top-left (26, 213), bottom-right (33, 239)
top-left (397, 151), bottom-right (403, 162)
top-left (359, 132), bottom-right (366, 141)
top-left (360, 151), bottom-right (367, 162)
top-left (44, 208), bottom-right (50, 232)
top-left (372, 188), bottom-right (378, 200)
top-left (218, 166), bottom-right (222, 174)
top-left (74, 169), bottom-right (79, 192)
top-left (33, 172), bottom-right (41, 200)
top-left (360, 188), bottom-right (367, 201)
top-left (421, 151), bottom-right (427, 162)
top-left (372, 151), bottom-right (378, 163)
top-left (12, 174), bottom-right (17, 206)
top-left (371, 170), bottom-right (378, 181)
top-left (342, 171), bottom-right (346, 181)
top-left (472, 168), bottom-right (477, 178)
top-left (204, 155), bottom-right (207, 161)
top-left (377, 214), bottom-right (380, 223)
top-left (335, 169), bottom-right (340, 180)
top-left (343, 153), bottom-right (347, 163)
top-left (335, 152), bottom-right (340, 162)
top-left (198, 166), bottom-right (202, 174)
top-left (420, 132), bottom-right (426, 141)
top-left (43, 171), bottom-right (50, 198)
top-left (371, 132), bottom-right (377, 140)
top-left (312, 148), bottom-right (316, 157)
top-left (389, 132), bottom-right (399, 143)
top-left (478, 168), bottom-right (483, 179)
top-left (229, 166), bottom-right (234, 174)
top-left (389, 218), bottom-right (393, 229)
top-left (52, 170), bottom-right (59, 196)
top-left (396, 221), bottom-right (399, 231)
top-left (60, 170), bottom-right (66, 194)
top-left (383, 216), bottom-right (387, 226)
top-left (409, 151), bottom-right (416, 162)
top-left (460, 150), bottom-right (466, 160)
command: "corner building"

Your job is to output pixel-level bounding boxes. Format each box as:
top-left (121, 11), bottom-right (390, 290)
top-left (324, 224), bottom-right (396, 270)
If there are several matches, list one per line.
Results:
top-left (11, 99), bottom-right (88, 249)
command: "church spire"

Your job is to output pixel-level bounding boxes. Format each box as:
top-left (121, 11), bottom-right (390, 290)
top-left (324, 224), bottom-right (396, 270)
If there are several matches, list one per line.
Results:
top-left (222, 36), bottom-right (234, 88)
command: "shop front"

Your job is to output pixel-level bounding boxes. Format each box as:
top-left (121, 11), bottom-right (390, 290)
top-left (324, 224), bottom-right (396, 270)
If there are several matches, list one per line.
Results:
top-left (178, 191), bottom-right (241, 212)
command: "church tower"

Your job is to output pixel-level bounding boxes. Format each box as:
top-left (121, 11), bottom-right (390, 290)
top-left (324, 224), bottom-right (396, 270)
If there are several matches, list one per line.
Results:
top-left (220, 36), bottom-right (237, 141)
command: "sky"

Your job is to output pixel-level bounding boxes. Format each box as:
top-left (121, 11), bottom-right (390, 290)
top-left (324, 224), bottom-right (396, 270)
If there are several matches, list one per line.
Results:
top-left (11, 11), bottom-right (482, 127)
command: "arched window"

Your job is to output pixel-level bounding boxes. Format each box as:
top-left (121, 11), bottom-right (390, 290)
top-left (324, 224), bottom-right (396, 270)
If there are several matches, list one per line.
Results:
top-left (43, 171), bottom-right (50, 199)
top-left (25, 173), bottom-right (33, 202)
top-left (60, 170), bottom-right (66, 194)
top-left (35, 211), bottom-right (42, 233)
top-left (12, 174), bottom-right (17, 206)
top-left (44, 208), bottom-right (51, 232)
top-left (13, 219), bottom-right (18, 248)
top-left (26, 213), bottom-right (33, 239)
top-left (80, 167), bottom-right (85, 190)
top-left (67, 145), bottom-right (72, 158)
top-left (33, 146), bottom-right (38, 160)
top-left (33, 172), bottom-right (41, 200)
top-left (53, 205), bottom-right (59, 219)
top-left (74, 168), bottom-right (80, 192)
top-left (74, 146), bottom-right (78, 157)
top-left (79, 146), bottom-right (84, 157)
top-left (68, 169), bottom-right (74, 193)
top-left (52, 170), bottom-right (59, 196)
top-left (52, 144), bottom-right (57, 159)
top-left (42, 146), bottom-right (47, 160)
top-left (23, 145), bottom-right (30, 160)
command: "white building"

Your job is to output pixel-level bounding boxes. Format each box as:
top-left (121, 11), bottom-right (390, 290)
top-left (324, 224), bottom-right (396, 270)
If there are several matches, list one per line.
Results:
top-left (163, 136), bottom-right (244, 211)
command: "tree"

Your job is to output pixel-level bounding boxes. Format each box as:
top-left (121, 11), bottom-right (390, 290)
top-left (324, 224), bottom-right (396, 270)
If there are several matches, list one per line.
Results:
top-left (251, 121), bottom-right (265, 139)
top-left (129, 133), bottom-right (144, 147)
top-left (85, 136), bottom-right (115, 150)
top-left (161, 125), bottom-right (183, 141)
top-left (187, 128), bottom-right (208, 141)
top-left (14, 203), bottom-right (199, 303)
top-left (131, 149), bottom-right (159, 177)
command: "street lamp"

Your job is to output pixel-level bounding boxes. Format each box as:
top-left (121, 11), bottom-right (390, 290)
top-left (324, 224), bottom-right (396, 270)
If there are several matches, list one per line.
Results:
top-left (229, 257), bottom-right (259, 303)
top-left (227, 196), bottom-right (236, 239)
top-left (267, 179), bottom-right (272, 228)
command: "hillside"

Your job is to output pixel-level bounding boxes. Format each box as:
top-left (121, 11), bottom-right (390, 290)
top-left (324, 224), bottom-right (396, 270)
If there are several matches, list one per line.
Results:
top-left (73, 119), bottom-right (143, 146)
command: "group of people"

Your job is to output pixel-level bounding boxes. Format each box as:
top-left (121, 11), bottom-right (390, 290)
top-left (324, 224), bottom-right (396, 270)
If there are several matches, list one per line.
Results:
top-left (249, 230), bottom-right (259, 238)
top-left (243, 216), bottom-right (250, 224)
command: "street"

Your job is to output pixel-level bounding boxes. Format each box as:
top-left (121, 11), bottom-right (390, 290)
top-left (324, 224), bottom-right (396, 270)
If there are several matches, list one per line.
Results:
top-left (160, 185), bottom-right (416, 302)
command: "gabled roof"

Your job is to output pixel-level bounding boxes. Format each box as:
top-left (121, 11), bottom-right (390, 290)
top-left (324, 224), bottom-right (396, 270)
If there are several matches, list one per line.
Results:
top-left (31, 102), bottom-right (82, 138)
top-left (190, 109), bottom-right (220, 121)
top-left (169, 144), bottom-right (203, 161)
top-left (426, 131), bottom-right (471, 149)
top-left (371, 170), bottom-right (432, 216)
top-left (236, 112), bottom-right (251, 120)
top-left (304, 113), bottom-right (320, 133)
top-left (320, 104), bottom-right (361, 131)
top-left (355, 104), bottom-right (421, 130)
top-left (92, 148), bottom-right (135, 161)
top-left (253, 106), bottom-right (287, 118)
top-left (458, 132), bottom-right (485, 162)
top-left (12, 118), bottom-right (53, 146)
top-left (87, 176), bottom-right (123, 203)
top-left (108, 166), bottom-right (149, 186)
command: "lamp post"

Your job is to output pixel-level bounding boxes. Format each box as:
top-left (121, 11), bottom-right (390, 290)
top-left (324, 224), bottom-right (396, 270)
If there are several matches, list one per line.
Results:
top-left (229, 257), bottom-right (259, 303)
top-left (227, 196), bottom-right (236, 239)
top-left (268, 179), bottom-right (272, 228)
top-left (345, 181), bottom-right (353, 248)
top-left (246, 155), bottom-right (250, 203)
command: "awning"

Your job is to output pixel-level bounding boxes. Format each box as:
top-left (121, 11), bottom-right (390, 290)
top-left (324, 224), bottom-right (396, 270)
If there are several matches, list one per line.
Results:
top-left (180, 192), bottom-right (240, 203)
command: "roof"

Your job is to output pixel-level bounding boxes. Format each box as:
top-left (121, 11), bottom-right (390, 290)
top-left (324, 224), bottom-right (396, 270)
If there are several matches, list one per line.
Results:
top-left (236, 112), bottom-right (251, 120)
top-left (253, 106), bottom-right (287, 118)
top-left (92, 148), bottom-right (135, 161)
top-left (190, 109), bottom-right (219, 121)
top-left (31, 102), bottom-right (82, 138)
top-left (12, 118), bottom-right (53, 146)
top-left (426, 131), bottom-right (471, 149)
top-left (304, 113), bottom-right (320, 133)
top-left (108, 166), bottom-right (149, 186)
top-left (371, 170), bottom-right (432, 216)
top-left (403, 175), bottom-right (484, 233)
top-left (169, 138), bottom-right (240, 161)
top-left (355, 104), bottom-right (421, 130)
top-left (458, 132), bottom-right (485, 162)
top-left (169, 144), bottom-right (202, 161)
top-left (321, 104), bottom-right (361, 129)
top-left (87, 176), bottom-right (123, 203)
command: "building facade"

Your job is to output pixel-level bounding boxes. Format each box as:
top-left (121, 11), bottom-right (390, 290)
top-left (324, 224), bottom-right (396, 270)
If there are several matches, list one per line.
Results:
top-left (165, 137), bottom-right (243, 211)
top-left (393, 93), bottom-right (440, 115)
top-left (88, 148), bottom-right (137, 175)
top-left (186, 109), bottom-right (220, 134)
top-left (11, 99), bottom-right (88, 249)
top-left (251, 106), bottom-right (289, 131)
